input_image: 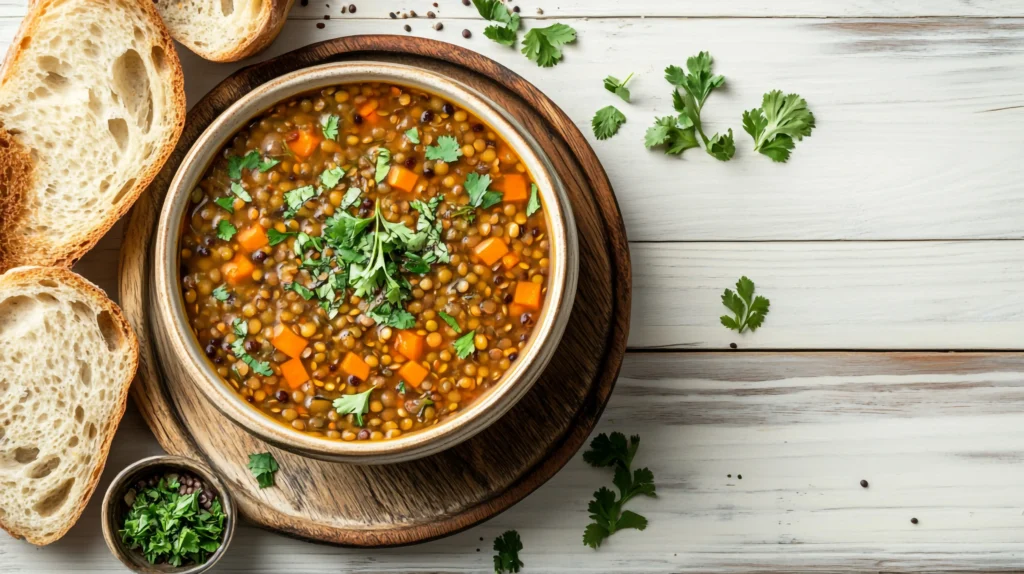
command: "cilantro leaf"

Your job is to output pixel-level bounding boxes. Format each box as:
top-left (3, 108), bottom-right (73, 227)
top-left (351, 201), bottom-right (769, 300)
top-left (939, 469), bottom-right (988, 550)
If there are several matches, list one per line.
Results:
top-left (213, 196), bottom-right (235, 213)
top-left (603, 73), bottom-right (633, 102)
top-left (707, 128), bottom-right (736, 162)
top-left (439, 311), bottom-right (462, 333)
top-left (286, 282), bottom-right (316, 300)
top-left (473, 0), bottom-right (516, 24)
top-left (283, 185), bottom-right (316, 219)
top-left (258, 158), bottom-right (280, 172)
top-left (321, 114), bottom-right (340, 141)
top-left (526, 184), bottom-right (541, 217)
top-left (425, 135), bottom-right (463, 163)
top-left (230, 339), bottom-right (273, 376)
top-left (212, 285), bottom-right (230, 302)
top-left (465, 173), bottom-right (503, 210)
top-left (247, 452), bottom-right (279, 489)
top-left (663, 53), bottom-right (734, 161)
top-left (454, 330), bottom-right (477, 359)
top-left (410, 195), bottom-right (450, 264)
top-left (333, 388), bottom-right (374, 426)
top-left (230, 182), bottom-right (252, 202)
top-left (720, 276), bottom-right (770, 334)
top-left (485, 20), bottom-right (520, 46)
top-left (367, 302), bottom-right (416, 329)
top-left (374, 148), bottom-right (391, 183)
top-left (339, 187), bottom-right (361, 210)
top-left (267, 229), bottom-right (297, 246)
top-left (592, 106), bottom-right (626, 141)
top-left (742, 90), bottom-right (815, 163)
top-left (582, 432), bottom-right (656, 549)
top-left (232, 318), bottom-right (248, 338)
top-left (405, 128), bottom-right (420, 144)
top-left (522, 24), bottom-right (577, 68)
top-left (493, 530), bottom-right (524, 574)
top-left (320, 166), bottom-right (345, 190)
top-left (227, 150), bottom-right (260, 180)
top-left (216, 220), bottom-right (237, 241)
top-left (583, 432), bottom-right (639, 469)
top-left (644, 115), bottom-right (699, 156)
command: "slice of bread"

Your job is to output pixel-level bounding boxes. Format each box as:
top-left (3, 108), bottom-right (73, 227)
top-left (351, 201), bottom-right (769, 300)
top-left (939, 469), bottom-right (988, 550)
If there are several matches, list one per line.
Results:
top-left (155, 0), bottom-right (295, 62)
top-left (0, 267), bottom-right (139, 545)
top-left (0, 0), bottom-right (186, 273)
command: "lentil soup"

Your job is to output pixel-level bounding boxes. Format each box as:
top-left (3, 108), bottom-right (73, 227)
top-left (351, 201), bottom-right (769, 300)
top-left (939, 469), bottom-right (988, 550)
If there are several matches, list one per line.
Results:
top-left (178, 80), bottom-right (553, 443)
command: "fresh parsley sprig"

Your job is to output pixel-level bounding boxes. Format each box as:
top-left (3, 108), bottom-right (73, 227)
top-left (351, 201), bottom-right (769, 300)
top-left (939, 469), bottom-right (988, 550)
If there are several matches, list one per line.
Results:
top-left (464, 173), bottom-right (503, 210)
top-left (582, 432), bottom-right (656, 549)
top-left (283, 185), bottom-right (316, 219)
top-left (216, 220), bottom-right (237, 241)
top-left (230, 339), bottom-right (272, 376)
top-left (493, 530), bottom-right (524, 573)
top-left (321, 114), bottom-right (340, 141)
top-left (664, 52), bottom-right (735, 161)
top-left (604, 73), bottom-right (634, 102)
top-left (720, 276), bottom-right (770, 333)
top-left (425, 135), bottom-right (463, 163)
top-left (473, 0), bottom-right (520, 46)
top-left (522, 24), bottom-right (577, 68)
top-left (742, 91), bottom-right (816, 162)
top-left (454, 330), bottom-right (476, 359)
top-left (247, 453), bottom-right (279, 488)
top-left (374, 148), bottom-right (391, 183)
top-left (333, 388), bottom-right (374, 426)
top-left (592, 106), bottom-right (626, 141)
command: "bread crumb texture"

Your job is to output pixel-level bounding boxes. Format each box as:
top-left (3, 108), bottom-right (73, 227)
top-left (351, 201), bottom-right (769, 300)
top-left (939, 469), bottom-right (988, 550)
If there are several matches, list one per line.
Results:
top-left (0, 267), bottom-right (138, 545)
top-left (155, 0), bottom-right (271, 60)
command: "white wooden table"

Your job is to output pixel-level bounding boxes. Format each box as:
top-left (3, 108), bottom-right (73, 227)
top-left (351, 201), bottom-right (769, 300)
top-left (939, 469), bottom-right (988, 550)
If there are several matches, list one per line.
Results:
top-left (4, 1), bottom-right (1024, 571)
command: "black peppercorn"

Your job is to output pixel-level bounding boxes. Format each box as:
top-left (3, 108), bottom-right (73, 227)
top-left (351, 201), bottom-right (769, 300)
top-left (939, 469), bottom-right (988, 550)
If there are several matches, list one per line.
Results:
top-left (348, 3), bottom-right (356, 13)
top-left (911, 518), bottom-right (919, 524)
top-left (860, 479), bottom-right (869, 488)
top-left (462, 29), bottom-right (471, 38)
top-left (404, 24), bottom-right (412, 32)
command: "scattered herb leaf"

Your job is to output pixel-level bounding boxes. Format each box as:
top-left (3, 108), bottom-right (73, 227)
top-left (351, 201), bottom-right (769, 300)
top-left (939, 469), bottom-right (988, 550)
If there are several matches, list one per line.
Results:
top-left (230, 182), bottom-right (252, 203)
top-left (216, 220), bottom-right (237, 241)
top-left (212, 285), bottom-right (230, 302)
top-left (283, 185), bottom-right (316, 219)
top-left (438, 311), bottom-right (462, 333)
top-left (582, 432), bottom-right (656, 549)
top-left (374, 148), bottom-right (391, 183)
top-left (232, 318), bottom-right (248, 338)
top-left (454, 330), bottom-right (477, 359)
top-left (285, 282), bottom-right (316, 301)
top-left (526, 184), bottom-right (541, 217)
top-left (493, 530), bottom-right (524, 574)
top-left (405, 128), bottom-right (420, 144)
top-left (644, 115), bottom-right (700, 156)
top-left (230, 339), bottom-right (273, 376)
top-left (227, 150), bottom-right (260, 180)
top-left (604, 73), bottom-right (634, 102)
top-left (258, 158), bottom-right (280, 172)
top-left (720, 276), bottom-right (770, 333)
top-left (320, 166), bottom-right (345, 190)
top-left (333, 388), bottom-right (374, 426)
top-left (465, 173), bottom-right (503, 209)
top-left (341, 187), bottom-right (362, 210)
top-left (213, 196), bottom-right (235, 213)
top-left (742, 91), bottom-right (815, 163)
top-left (367, 302), bottom-right (416, 329)
top-left (247, 453), bottom-right (279, 489)
top-left (592, 106), bottom-right (627, 140)
top-left (664, 52), bottom-right (734, 161)
top-left (522, 24), bottom-right (577, 68)
top-left (321, 114), bottom-right (340, 141)
top-left (267, 229), bottom-right (297, 246)
top-left (425, 135), bottom-right (463, 163)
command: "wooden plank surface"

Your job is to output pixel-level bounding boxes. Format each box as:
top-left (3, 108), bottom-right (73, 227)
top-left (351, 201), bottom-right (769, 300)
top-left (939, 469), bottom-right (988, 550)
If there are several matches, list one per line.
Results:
top-left (4, 353), bottom-right (1024, 572)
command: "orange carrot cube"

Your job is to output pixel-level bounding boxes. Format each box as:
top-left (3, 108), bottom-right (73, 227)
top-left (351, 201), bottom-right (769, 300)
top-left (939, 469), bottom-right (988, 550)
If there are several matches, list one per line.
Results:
top-left (281, 358), bottom-right (310, 389)
top-left (288, 129), bottom-right (321, 158)
top-left (222, 254), bottom-right (254, 285)
top-left (509, 303), bottom-right (530, 317)
top-left (341, 352), bottom-right (371, 382)
top-left (236, 224), bottom-right (269, 253)
top-left (501, 252), bottom-right (520, 269)
top-left (271, 325), bottom-right (309, 359)
top-left (513, 281), bottom-right (543, 310)
top-left (495, 174), bottom-right (529, 202)
top-left (387, 165), bottom-right (419, 193)
top-left (398, 360), bottom-right (430, 388)
top-left (394, 330), bottom-right (425, 361)
top-left (473, 237), bottom-right (509, 266)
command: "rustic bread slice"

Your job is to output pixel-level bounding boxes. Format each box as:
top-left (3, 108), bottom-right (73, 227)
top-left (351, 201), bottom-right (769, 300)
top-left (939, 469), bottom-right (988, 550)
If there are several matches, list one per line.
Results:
top-left (155, 0), bottom-right (294, 62)
top-left (0, 0), bottom-right (186, 273)
top-left (0, 267), bottom-right (139, 545)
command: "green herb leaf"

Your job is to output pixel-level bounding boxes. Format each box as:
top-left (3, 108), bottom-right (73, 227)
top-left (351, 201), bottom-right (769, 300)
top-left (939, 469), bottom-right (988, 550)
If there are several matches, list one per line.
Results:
top-left (485, 21), bottom-right (520, 46)
top-left (720, 276), bottom-right (770, 334)
top-left (212, 285), bottom-right (230, 302)
top-left (592, 106), bottom-right (626, 141)
top-left (526, 184), bottom-right (541, 216)
top-left (367, 302), bottom-right (416, 329)
top-left (230, 339), bottom-right (273, 376)
top-left (320, 166), bottom-right (345, 190)
top-left (410, 196), bottom-right (450, 264)
top-left (603, 73), bottom-right (633, 102)
top-left (247, 453), bottom-right (279, 489)
top-left (283, 185), bottom-right (316, 219)
top-left (332, 389), bottom-right (374, 426)
top-left (216, 220), bottom-right (237, 241)
top-left (375, 148), bottom-right (391, 183)
top-left (454, 330), bottom-right (477, 359)
top-left (227, 150), bottom-right (260, 180)
top-left (321, 114), bottom-right (340, 141)
top-left (644, 115), bottom-right (700, 156)
top-left (663, 53), bottom-right (735, 161)
top-left (232, 318), bottom-right (248, 338)
top-left (267, 229), bottom-right (297, 246)
top-left (439, 311), bottom-right (462, 333)
top-left (341, 187), bottom-right (362, 210)
top-left (258, 158), bottom-right (280, 172)
top-left (465, 173), bottom-right (503, 210)
top-left (286, 282), bottom-right (316, 301)
top-left (707, 128), bottom-right (736, 162)
top-left (493, 530), bottom-right (525, 574)
top-left (397, 381), bottom-right (407, 395)
top-left (522, 24), bottom-right (577, 67)
top-left (230, 182), bottom-right (252, 202)
top-left (424, 135), bottom-right (463, 163)
top-left (213, 196), bottom-right (235, 213)
top-left (742, 91), bottom-right (815, 163)
top-left (583, 432), bottom-right (639, 469)
top-left (473, 0), bottom-right (516, 24)
top-left (405, 128), bottom-right (420, 144)
top-left (582, 432), bottom-right (656, 549)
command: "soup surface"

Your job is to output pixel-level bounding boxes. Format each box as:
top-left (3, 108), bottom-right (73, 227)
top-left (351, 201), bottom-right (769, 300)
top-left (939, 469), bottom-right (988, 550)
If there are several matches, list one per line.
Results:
top-left (178, 81), bottom-right (550, 442)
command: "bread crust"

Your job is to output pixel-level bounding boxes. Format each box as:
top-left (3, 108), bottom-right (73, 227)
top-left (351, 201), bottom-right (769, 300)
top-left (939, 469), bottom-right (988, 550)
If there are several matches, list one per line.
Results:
top-left (0, 0), bottom-right (186, 274)
top-left (0, 130), bottom-right (31, 269)
top-left (173, 0), bottom-right (295, 62)
top-left (0, 266), bottom-right (140, 545)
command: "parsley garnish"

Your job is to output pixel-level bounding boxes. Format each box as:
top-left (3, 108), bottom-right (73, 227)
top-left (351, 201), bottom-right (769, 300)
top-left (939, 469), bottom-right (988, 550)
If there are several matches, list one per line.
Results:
top-left (425, 135), bottom-right (463, 163)
top-left (267, 229), bottom-right (297, 246)
top-left (465, 173), bottom-right (503, 210)
top-left (230, 339), bottom-right (272, 376)
top-left (405, 128), bottom-right (420, 144)
top-left (320, 166), bottom-right (345, 189)
top-left (526, 184), bottom-right (541, 216)
top-left (230, 182), bottom-right (251, 202)
top-left (213, 196), bottom-right (235, 213)
top-left (410, 195), bottom-right (451, 264)
top-left (592, 106), bottom-right (626, 141)
top-left (285, 282), bottom-right (316, 301)
top-left (454, 330), bottom-right (476, 359)
top-left (283, 185), bottom-right (316, 219)
top-left (118, 475), bottom-right (226, 567)
top-left (644, 115), bottom-right (700, 155)
top-left (742, 91), bottom-right (816, 163)
top-left (367, 302), bottom-right (416, 329)
top-left (604, 73), bottom-right (634, 102)
top-left (439, 311), bottom-right (462, 333)
top-left (341, 187), bottom-right (362, 210)
top-left (216, 220), bottom-right (236, 241)
top-left (374, 148), bottom-right (391, 183)
top-left (582, 432), bottom-right (656, 549)
top-left (258, 158), bottom-right (280, 172)
top-left (212, 285), bottom-right (230, 302)
top-left (397, 381), bottom-right (408, 395)
top-left (247, 453), bottom-right (279, 489)
top-left (493, 530), bottom-right (524, 573)
top-left (231, 318), bottom-right (248, 338)
top-left (332, 388), bottom-right (374, 426)
top-left (720, 276), bottom-right (770, 333)
top-left (227, 150), bottom-right (260, 180)
top-left (664, 52), bottom-right (734, 161)
top-left (479, 2), bottom-right (520, 47)
top-left (321, 114), bottom-right (340, 141)
top-left (522, 24), bottom-right (577, 68)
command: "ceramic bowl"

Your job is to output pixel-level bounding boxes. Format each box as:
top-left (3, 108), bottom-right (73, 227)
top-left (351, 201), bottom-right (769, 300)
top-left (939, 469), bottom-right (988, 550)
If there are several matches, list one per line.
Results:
top-left (151, 61), bottom-right (578, 464)
top-left (101, 456), bottom-right (236, 574)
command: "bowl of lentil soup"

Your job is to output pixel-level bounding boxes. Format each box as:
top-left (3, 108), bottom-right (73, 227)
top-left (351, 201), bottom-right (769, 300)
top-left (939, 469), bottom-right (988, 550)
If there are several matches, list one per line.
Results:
top-left (152, 62), bottom-right (578, 464)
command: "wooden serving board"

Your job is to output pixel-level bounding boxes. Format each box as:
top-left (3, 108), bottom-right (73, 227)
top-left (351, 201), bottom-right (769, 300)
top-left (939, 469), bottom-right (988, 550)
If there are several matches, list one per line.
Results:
top-left (118, 35), bottom-right (630, 547)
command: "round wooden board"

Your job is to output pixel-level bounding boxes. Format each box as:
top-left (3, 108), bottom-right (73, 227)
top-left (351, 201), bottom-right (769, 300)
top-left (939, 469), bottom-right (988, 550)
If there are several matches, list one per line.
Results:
top-left (118, 35), bottom-right (630, 547)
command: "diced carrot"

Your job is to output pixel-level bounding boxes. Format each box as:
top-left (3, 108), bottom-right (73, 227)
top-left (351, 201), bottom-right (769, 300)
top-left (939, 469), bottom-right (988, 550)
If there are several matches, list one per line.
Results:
top-left (397, 360), bottom-right (430, 388)
top-left (288, 129), bottom-right (321, 158)
top-left (281, 358), bottom-right (310, 390)
top-left (390, 86), bottom-right (402, 96)
top-left (509, 303), bottom-right (530, 317)
top-left (236, 224), bottom-right (269, 252)
top-left (271, 325), bottom-right (308, 359)
top-left (341, 352), bottom-right (371, 382)
top-left (222, 254), bottom-right (254, 285)
top-left (358, 101), bottom-right (380, 123)
top-left (473, 237), bottom-right (509, 266)
top-left (513, 281), bottom-right (543, 310)
top-left (387, 165), bottom-right (419, 193)
top-left (394, 330), bottom-right (424, 361)
top-left (501, 252), bottom-right (520, 269)
top-left (495, 174), bottom-right (529, 202)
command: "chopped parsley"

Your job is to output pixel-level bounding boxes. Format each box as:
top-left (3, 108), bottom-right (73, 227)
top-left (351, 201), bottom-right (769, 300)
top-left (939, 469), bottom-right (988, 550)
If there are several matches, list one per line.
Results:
top-left (425, 135), bottom-right (463, 163)
top-left (592, 106), bottom-right (626, 141)
top-left (367, 302), bottom-right (416, 329)
top-left (526, 184), bottom-right (541, 216)
top-left (227, 150), bottom-right (260, 180)
top-left (230, 182), bottom-right (251, 203)
top-left (397, 381), bottom-right (408, 395)
top-left (742, 90), bottom-right (816, 163)
top-left (231, 318), bottom-right (248, 338)
top-left (644, 115), bottom-right (700, 155)
top-left (230, 339), bottom-right (272, 376)
top-left (332, 388), bottom-right (374, 426)
top-left (720, 276), bottom-right (770, 333)
top-left (465, 173), bottom-right (503, 210)
top-left (410, 195), bottom-right (450, 264)
top-left (663, 52), bottom-right (734, 161)
top-left (405, 128), bottom-right (420, 144)
top-left (283, 185), bottom-right (316, 219)
top-left (216, 220), bottom-right (236, 241)
top-left (321, 114), bottom-right (340, 141)
top-left (474, 0), bottom-right (521, 47)
top-left (340, 187), bottom-right (362, 210)
top-left (582, 432), bottom-right (656, 549)
top-left (604, 73), bottom-right (634, 102)
top-left (439, 311), bottom-right (462, 333)
top-left (493, 530), bottom-right (524, 573)
top-left (258, 158), bottom-right (280, 172)
top-left (522, 24), bottom-right (577, 68)
top-left (213, 196), bottom-right (235, 213)
top-left (266, 229), bottom-right (297, 246)
top-left (246, 452), bottom-right (279, 489)
top-left (374, 148), bottom-right (391, 183)
top-left (454, 330), bottom-right (477, 359)
top-left (320, 166), bottom-right (345, 189)
top-left (211, 284), bottom-right (230, 302)
top-left (285, 282), bottom-right (316, 301)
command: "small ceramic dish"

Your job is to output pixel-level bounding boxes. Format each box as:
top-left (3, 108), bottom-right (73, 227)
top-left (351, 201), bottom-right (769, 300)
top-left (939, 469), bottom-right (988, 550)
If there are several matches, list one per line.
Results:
top-left (151, 61), bottom-right (578, 464)
top-left (101, 456), bottom-right (236, 574)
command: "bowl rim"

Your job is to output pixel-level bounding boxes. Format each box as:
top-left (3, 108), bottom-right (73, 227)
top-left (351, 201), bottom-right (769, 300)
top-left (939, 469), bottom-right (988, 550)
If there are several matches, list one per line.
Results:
top-left (100, 455), bottom-right (237, 574)
top-left (151, 61), bottom-right (579, 463)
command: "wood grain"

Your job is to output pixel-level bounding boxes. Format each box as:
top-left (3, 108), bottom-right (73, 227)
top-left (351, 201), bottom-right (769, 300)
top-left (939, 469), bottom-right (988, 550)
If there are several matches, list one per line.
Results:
top-left (118, 35), bottom-right (629, 546)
